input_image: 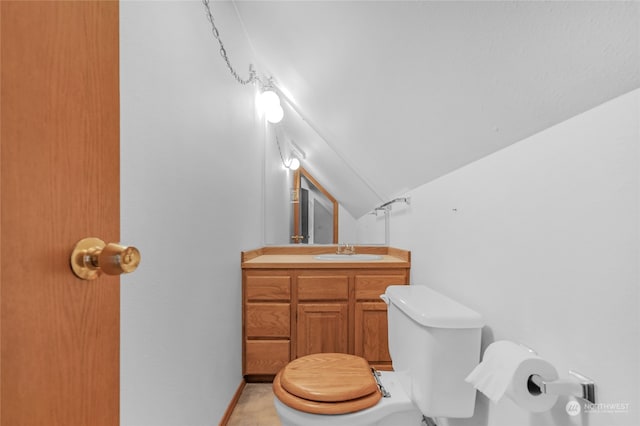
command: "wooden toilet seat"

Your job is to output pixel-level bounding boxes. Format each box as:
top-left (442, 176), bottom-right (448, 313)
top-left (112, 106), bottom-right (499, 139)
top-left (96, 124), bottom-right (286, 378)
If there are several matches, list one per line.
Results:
top-left (273, 353), bottom-right (382, 415)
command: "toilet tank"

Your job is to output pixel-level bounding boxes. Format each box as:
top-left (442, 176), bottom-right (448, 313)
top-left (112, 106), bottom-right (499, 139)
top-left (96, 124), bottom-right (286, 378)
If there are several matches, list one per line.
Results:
top-left (383, 285), bottom-right (484, 418)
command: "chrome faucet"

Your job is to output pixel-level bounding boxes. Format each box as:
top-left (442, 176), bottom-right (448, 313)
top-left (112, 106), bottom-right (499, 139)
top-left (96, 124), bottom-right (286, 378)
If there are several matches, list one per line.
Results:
top-left (336, 243), bottom-right (355, 255)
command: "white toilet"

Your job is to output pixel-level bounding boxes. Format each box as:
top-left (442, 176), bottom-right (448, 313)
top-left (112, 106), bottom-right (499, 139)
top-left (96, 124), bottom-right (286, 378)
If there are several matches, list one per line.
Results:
top-left (273, 285), bottom-right (484, 426)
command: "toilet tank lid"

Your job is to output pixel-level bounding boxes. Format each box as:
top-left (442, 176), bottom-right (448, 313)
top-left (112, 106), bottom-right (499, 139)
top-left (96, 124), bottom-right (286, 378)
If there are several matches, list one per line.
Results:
top-left (385, 285), bottom-right (484, 328)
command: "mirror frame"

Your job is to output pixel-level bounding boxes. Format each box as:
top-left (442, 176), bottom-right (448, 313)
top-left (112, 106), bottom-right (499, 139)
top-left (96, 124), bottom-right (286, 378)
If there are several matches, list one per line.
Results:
top-left (292, 167), bottom-right (339, 244)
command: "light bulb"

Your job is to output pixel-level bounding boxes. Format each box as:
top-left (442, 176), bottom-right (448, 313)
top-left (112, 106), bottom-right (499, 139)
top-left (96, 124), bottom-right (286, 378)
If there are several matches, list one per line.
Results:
top-left (288, 158), bottom-right (300, 170)
top-left (260, 90), bottom-right (280, 109)
top-left (266, 104), bottom-right (284, 123)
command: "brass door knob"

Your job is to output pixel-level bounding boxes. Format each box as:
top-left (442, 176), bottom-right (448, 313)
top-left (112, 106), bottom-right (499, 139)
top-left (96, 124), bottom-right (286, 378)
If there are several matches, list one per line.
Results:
top-left (70, 237), bottom-right (141, 280)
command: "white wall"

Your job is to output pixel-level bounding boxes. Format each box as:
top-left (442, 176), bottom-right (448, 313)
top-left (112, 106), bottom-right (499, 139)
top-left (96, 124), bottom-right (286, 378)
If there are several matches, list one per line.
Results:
top-left (356, 210), bottom-right (387, 245)
top-left (360, 89), bottom-right (639, 426)
top-left (120, 1), bottom-right (263, 424)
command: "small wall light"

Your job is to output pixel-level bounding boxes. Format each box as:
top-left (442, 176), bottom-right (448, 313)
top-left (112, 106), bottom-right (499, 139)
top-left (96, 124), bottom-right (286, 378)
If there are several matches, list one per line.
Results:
top-left (288, 157), bottom-right (300, 170)
top-left (266, 104), bottom-right (284, 123)
top-left (260, 90), bottom-right (280, 109)
top-left (259, 89), bottom-right (284, 124)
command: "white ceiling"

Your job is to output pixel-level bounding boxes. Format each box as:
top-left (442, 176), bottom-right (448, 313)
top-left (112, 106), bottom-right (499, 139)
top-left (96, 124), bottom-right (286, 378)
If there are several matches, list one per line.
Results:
top-left (234, 0), bottom-right (639, 218)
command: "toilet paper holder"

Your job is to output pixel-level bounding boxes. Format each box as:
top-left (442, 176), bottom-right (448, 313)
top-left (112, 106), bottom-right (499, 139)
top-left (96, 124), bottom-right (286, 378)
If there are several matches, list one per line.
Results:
top-left (527, 370), bottom-right (596, 404)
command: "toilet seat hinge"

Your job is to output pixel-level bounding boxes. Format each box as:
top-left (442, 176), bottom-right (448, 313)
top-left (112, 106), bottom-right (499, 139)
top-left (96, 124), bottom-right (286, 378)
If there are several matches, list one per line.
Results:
top-left (371, 368), bottom-right (391, 398)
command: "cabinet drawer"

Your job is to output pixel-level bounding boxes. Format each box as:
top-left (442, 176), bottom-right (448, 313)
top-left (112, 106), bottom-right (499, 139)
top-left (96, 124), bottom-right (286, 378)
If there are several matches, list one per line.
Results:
top-left (245, 303), bottom-right (290, 337)
top-left (298, 275), bottom-right (349, 301)
top-left (246, 275), bottom-right (291, 301)
top-left (245, 340), bottom-right (290, 375)
top-left (355, 274), bottom-right (407, 300)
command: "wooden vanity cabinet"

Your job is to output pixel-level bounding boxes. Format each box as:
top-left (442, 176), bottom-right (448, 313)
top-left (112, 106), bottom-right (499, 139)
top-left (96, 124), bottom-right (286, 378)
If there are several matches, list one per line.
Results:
top-left (241, 247), bottom-right (410, 381)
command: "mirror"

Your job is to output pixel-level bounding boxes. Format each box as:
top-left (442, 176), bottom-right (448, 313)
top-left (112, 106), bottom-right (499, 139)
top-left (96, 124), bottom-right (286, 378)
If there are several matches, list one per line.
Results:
top-left (291, 168), bottom-right (338, 244)
top-left (262, 93), bottom-right (387, 245)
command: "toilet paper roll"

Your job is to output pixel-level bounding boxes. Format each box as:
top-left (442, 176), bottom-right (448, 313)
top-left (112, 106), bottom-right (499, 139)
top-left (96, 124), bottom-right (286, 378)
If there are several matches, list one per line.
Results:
top-left (465, 340), bottom-right (559, 412)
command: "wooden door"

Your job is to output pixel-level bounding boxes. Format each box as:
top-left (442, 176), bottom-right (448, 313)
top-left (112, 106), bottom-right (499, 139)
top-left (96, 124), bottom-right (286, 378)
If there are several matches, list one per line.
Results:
top-left (297, 303), bottom-right (349, 357)
top-left (1, 2), bottom-right (120, 425)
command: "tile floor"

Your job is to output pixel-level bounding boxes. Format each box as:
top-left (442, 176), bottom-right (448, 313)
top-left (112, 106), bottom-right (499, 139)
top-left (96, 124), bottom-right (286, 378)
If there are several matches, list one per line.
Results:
top-left (227, 383), bottom-right (282, 426)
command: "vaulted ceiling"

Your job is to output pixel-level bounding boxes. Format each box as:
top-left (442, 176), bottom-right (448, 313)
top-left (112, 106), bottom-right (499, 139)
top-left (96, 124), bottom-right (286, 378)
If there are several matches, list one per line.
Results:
top-left (234, 1), bottom-right (639, 218)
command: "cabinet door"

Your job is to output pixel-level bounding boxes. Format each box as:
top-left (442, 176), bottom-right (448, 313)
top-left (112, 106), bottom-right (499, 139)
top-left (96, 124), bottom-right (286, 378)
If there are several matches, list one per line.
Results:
top-left (297, 303), bottom-right (348, 357)
top-left (355, 302), bottom-right (392, 369)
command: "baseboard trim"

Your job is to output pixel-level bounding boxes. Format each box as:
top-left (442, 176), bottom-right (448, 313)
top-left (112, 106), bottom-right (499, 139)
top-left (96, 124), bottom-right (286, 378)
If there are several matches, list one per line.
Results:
top-left (219, 379), bottom-right (247, 426)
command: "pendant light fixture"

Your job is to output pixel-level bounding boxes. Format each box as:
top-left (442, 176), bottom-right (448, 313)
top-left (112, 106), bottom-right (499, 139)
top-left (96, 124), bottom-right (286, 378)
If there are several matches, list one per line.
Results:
top-left (260, 89), bottom-right (284, 124)
top-left (202, 0), bottom-right (284, 124)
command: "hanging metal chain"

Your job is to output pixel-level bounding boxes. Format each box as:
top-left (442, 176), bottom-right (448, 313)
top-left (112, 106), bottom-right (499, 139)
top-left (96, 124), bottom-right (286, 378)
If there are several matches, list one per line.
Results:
top-left (202, 0), bottom-right (257, 85)
top-left (274, 129), bottom-right (291, 168)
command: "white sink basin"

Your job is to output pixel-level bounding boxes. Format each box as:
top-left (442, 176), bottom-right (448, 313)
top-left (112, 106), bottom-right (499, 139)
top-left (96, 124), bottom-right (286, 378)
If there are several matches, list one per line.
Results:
top-left (313, 254), bottom-right (383, 261)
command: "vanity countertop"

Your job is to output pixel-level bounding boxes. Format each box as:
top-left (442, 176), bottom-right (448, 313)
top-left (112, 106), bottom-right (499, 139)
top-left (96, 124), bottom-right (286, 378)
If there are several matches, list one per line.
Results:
top-left (241, 246), bottom-right (410, 269)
